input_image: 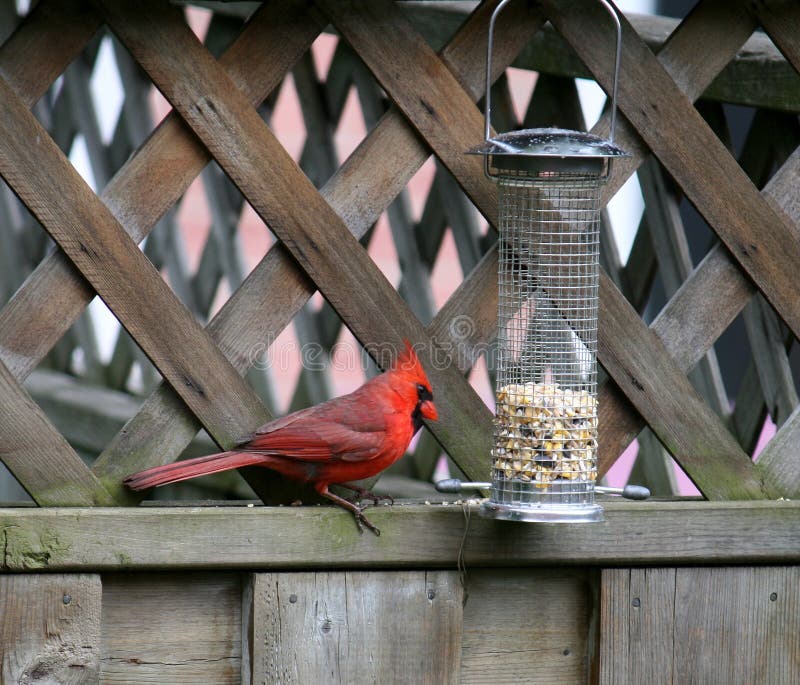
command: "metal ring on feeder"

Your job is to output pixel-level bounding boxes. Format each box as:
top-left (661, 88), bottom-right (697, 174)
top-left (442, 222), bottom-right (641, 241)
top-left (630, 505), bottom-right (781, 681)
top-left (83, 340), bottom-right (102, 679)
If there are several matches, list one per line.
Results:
top-left (467, 0), bottom-right (631, 523)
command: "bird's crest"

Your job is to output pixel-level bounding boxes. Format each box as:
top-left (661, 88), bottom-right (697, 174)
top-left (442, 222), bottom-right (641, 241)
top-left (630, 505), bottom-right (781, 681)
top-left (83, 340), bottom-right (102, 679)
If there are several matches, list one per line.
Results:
top-left (393, 340), bottom-right (432, 390)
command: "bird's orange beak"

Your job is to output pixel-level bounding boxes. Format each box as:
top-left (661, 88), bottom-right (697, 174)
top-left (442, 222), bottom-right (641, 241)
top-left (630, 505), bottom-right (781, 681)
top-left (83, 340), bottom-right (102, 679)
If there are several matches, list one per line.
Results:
top-left (420, 400), bottom-right (438, 421)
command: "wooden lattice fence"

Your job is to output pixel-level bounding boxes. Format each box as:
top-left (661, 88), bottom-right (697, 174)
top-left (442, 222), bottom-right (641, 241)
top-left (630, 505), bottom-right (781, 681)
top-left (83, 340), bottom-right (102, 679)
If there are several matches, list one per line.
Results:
top-left (1, 0), bottom-right (800, 682)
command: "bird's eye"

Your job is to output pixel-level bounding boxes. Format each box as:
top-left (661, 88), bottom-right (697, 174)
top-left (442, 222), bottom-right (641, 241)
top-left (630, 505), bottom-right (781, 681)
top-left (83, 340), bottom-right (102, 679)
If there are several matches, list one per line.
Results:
top-left (416, 383), bottom-right (426, 396)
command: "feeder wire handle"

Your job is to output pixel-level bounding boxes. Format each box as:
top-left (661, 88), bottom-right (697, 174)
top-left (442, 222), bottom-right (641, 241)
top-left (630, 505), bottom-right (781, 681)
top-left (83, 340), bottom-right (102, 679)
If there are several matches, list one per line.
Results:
top-left (484, 0), bottom-right (623, 144)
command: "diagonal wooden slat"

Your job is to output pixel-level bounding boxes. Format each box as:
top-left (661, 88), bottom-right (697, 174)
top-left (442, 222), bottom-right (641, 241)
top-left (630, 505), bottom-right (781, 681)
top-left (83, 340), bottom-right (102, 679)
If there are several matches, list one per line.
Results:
top-left (86, 0), bottom-right (768, 500)
top-left (95, 0), bottom-right (502, 483)
top-left (637, 158), bottom-right (728, 417)
top-left (634, 156), bottom-right (728, 492)
top-left (732, 110), bottom-right (799, 446)
top-left (0, 0), bottom-right (320, 383)
top-left (600, 139), bottom-right (800, 477)
top-left (0, 0), bottom-right (788, 502)
top-left (314, 0), bottom-right (771, 498)
top-left (0, 358), bottom-right (117, 505)
top-left (0, 0), bottom-right (122, 506)
top-left (754, 1), bottom-right (800, 69)
top-left (0, 0), bottom-right (101, 105)
top-left (92, 0), bottom-right (541, 500)
top-left (340, 1), bottom-right (768, 496)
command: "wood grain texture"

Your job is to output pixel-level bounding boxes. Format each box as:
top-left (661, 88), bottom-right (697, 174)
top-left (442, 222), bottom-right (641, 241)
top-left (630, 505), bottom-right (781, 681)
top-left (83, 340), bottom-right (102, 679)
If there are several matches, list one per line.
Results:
top-left (1, 500), bottom-right (799, 570)
top-left (96, 0), bottom-right (497, 482)
top-left (0, 358), bottom-right (118, 506)
top-left (599, 149), bottom-right (800, 479)
top-left (673, 567), bottom-right (800, 685)
top-left (592, 0), bottom-right (757, 201)
top-left (0, 573), bottom-right (101, 684)
top-left (0, 3), bottom-right (784, 500)
top-left (23, 368), bottom-right (217, 459)
top-left (757, 402), bottom-right (800, 495)
top-left (599, 568), bottom-right (676, 685)
top-left (100, 572), bottom-right (241, 684)
top-left (248, 571), bottom-right (462, 684)
top-left (314, 0), bottom-right (611, 358)
top-left (495, 10), bottom-right (800, 113)
top-left (0, 0), bottom-right (535, 505)
top-left (592, 0), bottom-right (796, 475)
top-left (577, 3), bottom-right (757, 472)
top-left (754, 1), bottom-right (800, 73)
top-left (316, 0), bottom-right (508, 222)
top-left (501, 2), bottom-right (760, 482)
top-left (26, 368), bottom-right (141, 454)
top-left (0, 0), bottom-right (101, 108)
top-left (461, 568), bottom-right (593, 684)
top-left (637, 157), bottom-right (728, 416)
top-left (601, 566), bottom-right (800, 685)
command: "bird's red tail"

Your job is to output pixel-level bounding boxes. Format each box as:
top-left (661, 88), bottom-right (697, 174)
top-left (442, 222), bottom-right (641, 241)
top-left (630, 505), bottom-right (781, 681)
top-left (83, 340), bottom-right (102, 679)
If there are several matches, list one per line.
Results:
top-left (123, 451), bottom-right (264, 490)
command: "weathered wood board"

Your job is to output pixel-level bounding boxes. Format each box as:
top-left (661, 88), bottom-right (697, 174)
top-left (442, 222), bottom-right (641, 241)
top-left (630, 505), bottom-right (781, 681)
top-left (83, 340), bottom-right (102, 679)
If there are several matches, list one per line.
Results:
top-left (0, 573), bottom-right (101, 684)
top-left (461, 569), bottom-right (594, 684)
top-left (600, 567), bottom-right (800, 685)
top-left (100, 572), bottom-right (242, 684)
top-left (247, 571), bottom-right (463, 684)
top-left (1, 501), bottom-right (799, 571)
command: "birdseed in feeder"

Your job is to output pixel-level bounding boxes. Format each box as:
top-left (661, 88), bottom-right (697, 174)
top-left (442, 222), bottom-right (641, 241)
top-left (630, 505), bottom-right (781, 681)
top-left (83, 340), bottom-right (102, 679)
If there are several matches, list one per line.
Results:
top-left (493, 382), bottom-right (597, 487)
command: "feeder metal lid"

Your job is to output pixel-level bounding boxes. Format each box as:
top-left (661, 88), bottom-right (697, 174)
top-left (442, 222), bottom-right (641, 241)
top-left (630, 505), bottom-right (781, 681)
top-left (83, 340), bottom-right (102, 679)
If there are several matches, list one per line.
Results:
top-left (467, 127), bottom-right (630, 159)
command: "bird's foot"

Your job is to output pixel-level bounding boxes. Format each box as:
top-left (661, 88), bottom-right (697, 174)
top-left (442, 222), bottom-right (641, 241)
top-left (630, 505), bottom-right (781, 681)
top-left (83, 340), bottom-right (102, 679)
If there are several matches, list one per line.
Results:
top-left (315, 484), bottom-right (382, 536)
top-left (353, 506), bottom-right (381, 536)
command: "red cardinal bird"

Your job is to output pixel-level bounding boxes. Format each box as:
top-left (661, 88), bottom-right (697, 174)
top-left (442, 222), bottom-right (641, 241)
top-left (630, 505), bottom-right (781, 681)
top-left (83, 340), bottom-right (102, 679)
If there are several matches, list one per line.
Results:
top-left (124, 341), bottom-right (438, 535)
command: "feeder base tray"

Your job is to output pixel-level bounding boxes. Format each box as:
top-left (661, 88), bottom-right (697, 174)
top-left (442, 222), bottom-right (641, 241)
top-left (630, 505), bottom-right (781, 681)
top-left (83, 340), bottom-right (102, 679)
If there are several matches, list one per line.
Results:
top-left (480, 501), bottom-right (604, 523)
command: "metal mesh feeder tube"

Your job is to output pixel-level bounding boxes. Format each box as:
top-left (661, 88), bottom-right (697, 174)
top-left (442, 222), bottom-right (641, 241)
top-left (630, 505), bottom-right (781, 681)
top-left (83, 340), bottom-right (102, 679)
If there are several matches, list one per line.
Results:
top-left (467, 0), bottom-right (629, 523)
top-left (481, 148), bottom-right (613, 523)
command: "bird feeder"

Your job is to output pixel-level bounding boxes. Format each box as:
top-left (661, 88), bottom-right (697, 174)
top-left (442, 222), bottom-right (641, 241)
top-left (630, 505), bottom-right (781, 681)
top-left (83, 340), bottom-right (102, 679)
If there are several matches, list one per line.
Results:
top-left (469, 0), bottom-right (629, 523)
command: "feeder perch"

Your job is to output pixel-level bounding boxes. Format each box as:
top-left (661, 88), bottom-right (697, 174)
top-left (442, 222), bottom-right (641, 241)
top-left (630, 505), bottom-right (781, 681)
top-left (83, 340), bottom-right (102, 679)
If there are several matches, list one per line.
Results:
top-left (468, 0), bottom-right (630, 523)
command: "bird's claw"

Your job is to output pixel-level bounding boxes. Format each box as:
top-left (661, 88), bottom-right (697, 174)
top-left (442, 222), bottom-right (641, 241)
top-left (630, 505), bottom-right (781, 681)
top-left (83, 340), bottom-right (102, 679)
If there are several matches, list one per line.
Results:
top-left (353, 506), bottom-right (381, 536)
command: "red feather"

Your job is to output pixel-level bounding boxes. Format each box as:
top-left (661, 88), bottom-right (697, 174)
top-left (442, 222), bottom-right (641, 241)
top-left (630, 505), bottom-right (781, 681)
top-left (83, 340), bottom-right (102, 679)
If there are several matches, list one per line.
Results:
top-left (124, 341), bottom-right (438, 535)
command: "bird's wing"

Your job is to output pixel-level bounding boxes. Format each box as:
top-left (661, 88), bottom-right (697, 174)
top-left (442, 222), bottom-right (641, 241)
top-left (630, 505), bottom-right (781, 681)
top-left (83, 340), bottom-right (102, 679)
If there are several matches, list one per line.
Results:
top-left (244, 392), bottom-right (389, 463)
